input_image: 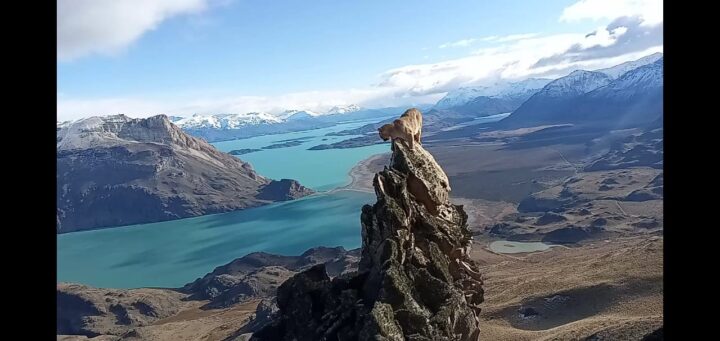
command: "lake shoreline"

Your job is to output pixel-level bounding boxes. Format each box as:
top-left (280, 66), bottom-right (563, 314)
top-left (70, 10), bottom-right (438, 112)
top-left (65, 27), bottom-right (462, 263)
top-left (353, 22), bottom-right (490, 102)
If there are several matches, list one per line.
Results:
top-left (338, 152), bottom-right (390, 193)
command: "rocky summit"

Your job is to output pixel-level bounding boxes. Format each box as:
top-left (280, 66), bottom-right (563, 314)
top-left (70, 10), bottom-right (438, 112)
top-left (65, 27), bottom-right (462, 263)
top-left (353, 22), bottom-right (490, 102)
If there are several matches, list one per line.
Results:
top-left (252, 140), bottom-right (484, 341)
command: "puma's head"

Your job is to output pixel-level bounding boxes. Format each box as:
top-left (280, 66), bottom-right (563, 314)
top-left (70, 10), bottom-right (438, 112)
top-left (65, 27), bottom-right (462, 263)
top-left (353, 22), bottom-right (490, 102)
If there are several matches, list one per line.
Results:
top-left (378, 124), bottom-right (394, 141)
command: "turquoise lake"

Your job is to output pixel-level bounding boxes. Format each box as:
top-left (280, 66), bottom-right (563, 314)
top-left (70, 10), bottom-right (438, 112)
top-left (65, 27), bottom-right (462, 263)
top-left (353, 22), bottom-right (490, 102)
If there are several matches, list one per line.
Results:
top-left (212, 119), bottom-right (393, 191)
top-left (58, 190), bottom-right (372, 288)
top-left (58, 114), bottom-right (508, 289)
top-left (58, 118), bottom-right (391, 289)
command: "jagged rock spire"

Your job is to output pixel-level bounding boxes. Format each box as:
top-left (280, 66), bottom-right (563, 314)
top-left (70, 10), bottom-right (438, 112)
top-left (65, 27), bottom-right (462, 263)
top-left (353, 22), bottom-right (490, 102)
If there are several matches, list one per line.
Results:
top-left (252, 140), bottom-right (483, 341)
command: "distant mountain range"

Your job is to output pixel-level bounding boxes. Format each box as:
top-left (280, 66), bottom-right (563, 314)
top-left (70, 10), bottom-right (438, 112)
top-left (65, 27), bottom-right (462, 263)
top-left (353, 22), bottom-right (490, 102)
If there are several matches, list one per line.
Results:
top-left (56, 114), bottom-right (313, 233)
top-left (434, 78), bottom-right (552, 111)
top-left (596, 52), bottom-right (663, 79)
top-left (57, 53), bottom-right (663, 145)
top-left (426, 53), bottom-right (662, 131)
top-left (502, 56), bottom-right (663, 128)
top-left (300, 52), bottom-right (663, 151)
top-left (174, 104), bottom-right (362, 128)
top-left (280, 110), bottom-right (322, 121)
top-left (174, 112), bottom-right (283, 130)
top-left (172, 105), bottom-right (402, 142)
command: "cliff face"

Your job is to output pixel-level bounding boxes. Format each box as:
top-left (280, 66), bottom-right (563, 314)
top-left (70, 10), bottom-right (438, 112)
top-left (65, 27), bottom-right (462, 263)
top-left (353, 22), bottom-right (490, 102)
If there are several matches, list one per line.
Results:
top-left (252, 140), bottom-right (484, 341)
top-left (56, 114), bottom-right (313, 233)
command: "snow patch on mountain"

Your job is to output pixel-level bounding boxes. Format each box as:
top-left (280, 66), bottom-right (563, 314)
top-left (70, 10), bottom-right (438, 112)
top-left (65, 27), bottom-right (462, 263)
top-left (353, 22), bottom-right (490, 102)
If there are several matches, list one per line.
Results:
top-left (175, 112), bottom-right (282, 130)
top-left (326, 104), bottom-right (361, 115)
top-left (56, 114), bottom-right (135, 150)
top-left (277, 110), bottom-right (322, 121)
top-left (538, 71), bottom-right (612, 97)
top-left (434, 78), bottom-right (551, 109)
top-left (597, 52), bottom-right (663, 79)
top-left (591, 58), bottom-right (663, 98)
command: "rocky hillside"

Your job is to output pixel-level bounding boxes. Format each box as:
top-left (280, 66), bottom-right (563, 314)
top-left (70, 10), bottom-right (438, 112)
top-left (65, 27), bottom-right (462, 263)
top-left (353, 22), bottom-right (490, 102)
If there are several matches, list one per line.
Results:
top-left (477, 127), bottom-right (664, 244)
top-left (57, 283), bottom-right (190, 337)
top-left (56, 114), bottom-right (313, 233)
top-left (56, 247), bottom-right (360, 339)
top-left (252, 140), bottom-right (484, 340)
top-left (584, 127), bottom-right (663, 172)
top-left (183, 246), bottom-right (360, 309)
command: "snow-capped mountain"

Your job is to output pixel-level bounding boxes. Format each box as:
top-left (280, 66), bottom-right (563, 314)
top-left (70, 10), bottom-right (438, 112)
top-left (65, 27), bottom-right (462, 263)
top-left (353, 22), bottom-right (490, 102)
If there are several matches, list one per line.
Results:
top-left (194, 104), bottom-right (362, 124)
top-left (434, 88), bottom-right (488, 109)
top-left (276, 105), bottom-right (360, 120)
top-left (537, 70), bottom-right (612, 97)
top-left (174, 112), bottom-right (282, 130)
top-left (502, 71), bottom-right (611, 126)
top-left (434, 78), bottom-right (551, 109)
top-left (502, 57), bottom-right (663, 128)
top-left (596, 58), bottom-right (663, 95)
top-left (567, 58), bottom-right (664, 126)
top-left (489, 78), bottom-right (553, 97)
top-left (278, 110), bottom-right (322, 121)
top-left (597, 52), bottom-right (663, 79)
top-left (57, 120), bottom-right (74, 129)
top-left (326, 104), bottom-right (361, 115)
top-left (57, 114), bottom-right (140, 150)
top-left (89, 104), bottom-right (378, 142)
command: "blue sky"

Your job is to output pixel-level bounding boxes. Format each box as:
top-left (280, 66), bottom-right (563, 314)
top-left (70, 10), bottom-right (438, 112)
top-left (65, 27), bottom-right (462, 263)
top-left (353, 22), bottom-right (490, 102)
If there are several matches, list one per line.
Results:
top-left (57, 0), bottom-right (663, 120)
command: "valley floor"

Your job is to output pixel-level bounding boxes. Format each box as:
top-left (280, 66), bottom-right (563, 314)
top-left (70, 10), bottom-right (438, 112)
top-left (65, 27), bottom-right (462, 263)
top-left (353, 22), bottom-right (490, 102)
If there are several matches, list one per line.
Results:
top-left (472, 235), bottom-right (662, 340)
top-left (59, 299), bottom-right (259, 341)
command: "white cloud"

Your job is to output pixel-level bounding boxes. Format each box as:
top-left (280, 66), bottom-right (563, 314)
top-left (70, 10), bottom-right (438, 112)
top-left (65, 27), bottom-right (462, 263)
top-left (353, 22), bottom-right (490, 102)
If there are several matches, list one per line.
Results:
top-left (438, 38), bottom-right (477, 49)
top-left (378, 13), bottom-right (661, 97)
top-left (584, 26), bottom-right (627, 48)
top-left (57, 1), bottom-right (663, 121)
top-left (490, 33), bottom-right (540, 43)
top-left (58, 24), bottom-right (662, 121)
top-left (561, 0), bottom-right (663, 25)
top-left (58, 0), bottom-right (210, 61)
top-left (438, 33), bottom-right (539, 49)
top-left (379, 33), bottom-right (600, 95)
top-left (534, 16), bottom-right (661, 67)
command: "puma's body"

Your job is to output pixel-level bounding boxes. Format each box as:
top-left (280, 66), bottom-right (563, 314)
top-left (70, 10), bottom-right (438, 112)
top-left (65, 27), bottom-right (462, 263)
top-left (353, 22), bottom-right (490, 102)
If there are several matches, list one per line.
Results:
top-left (378, 108), bottom-right (423, 149)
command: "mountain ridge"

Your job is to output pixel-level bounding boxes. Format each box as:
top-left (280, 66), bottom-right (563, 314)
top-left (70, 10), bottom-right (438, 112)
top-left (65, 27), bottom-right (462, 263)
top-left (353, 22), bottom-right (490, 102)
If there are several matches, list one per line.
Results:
top-left (500, 56), bottom-right (663, 128)
top-left (434, 78), bottom-right (551, 110)
top-left (56, 114), bottom-right (313, 233)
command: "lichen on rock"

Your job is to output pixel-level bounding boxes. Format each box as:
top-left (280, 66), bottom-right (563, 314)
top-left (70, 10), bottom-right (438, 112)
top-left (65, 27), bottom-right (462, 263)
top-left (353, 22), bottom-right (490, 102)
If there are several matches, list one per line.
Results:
top-left (252, 140), bottom-right (483, 340)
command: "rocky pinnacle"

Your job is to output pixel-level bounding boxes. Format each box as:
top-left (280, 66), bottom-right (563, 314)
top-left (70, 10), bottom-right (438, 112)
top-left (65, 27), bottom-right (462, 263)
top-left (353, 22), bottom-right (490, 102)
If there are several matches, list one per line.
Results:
top-left (252, 140), bottom-right (484, 340)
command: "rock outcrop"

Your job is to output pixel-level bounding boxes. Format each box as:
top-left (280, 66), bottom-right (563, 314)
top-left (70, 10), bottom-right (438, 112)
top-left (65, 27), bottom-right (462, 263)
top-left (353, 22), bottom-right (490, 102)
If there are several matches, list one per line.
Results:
top-left (256, 178), bottom-right (314, 201)
top-left (57, 283), bottom-right (187, 337)
top-left (183, 247), bottom-right (360, 308)
top-left (56, 114), bottom-right (313, 232)
top-left (252, 140), bottom-right (484, 340)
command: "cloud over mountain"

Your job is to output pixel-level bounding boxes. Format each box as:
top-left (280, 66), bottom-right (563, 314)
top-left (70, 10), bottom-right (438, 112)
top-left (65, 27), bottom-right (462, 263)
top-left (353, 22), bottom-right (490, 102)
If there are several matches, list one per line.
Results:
top-left (57, 0), bottom-right (663, 121)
